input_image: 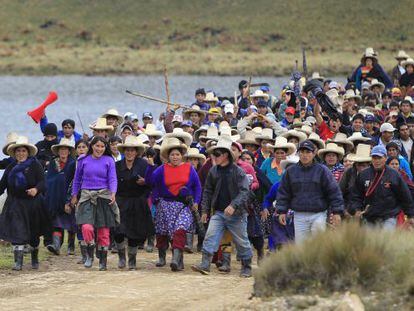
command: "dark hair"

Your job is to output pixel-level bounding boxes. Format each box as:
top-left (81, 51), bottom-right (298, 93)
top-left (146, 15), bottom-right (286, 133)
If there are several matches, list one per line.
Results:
top-left (109, 136), bottom-right (122, 144)
top-left (75, 139), bottom-right (89, 149)
top-left (386, 156), bottom-right (400, 165)
top-left (62, 119), bottom-right (75, 128)
top-left (241, 150), bottom-right (256, 164)
top-left (168, 147), bottom-right (186, 156)
top-left (389, 101), bottom-right (399, 108)
top-left (352, 113), bottom-right (365, 123)
top-left (87, 136), bottom-right (112, 157)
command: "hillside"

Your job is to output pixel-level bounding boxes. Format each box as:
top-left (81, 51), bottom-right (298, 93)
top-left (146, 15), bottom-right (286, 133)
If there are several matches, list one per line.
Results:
top-left (0, 0), bottom-right (413, 75)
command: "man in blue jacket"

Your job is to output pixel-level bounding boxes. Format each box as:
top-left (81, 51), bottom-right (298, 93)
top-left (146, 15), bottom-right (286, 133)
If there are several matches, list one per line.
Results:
top-left (40, 116), bottom-right (82, 144)
top-left (276, 140), bottom-right (344, 243)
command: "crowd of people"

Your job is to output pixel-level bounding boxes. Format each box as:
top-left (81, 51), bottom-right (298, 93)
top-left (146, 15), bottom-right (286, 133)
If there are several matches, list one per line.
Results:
top-left (1, 47), bottom-right (414, 277)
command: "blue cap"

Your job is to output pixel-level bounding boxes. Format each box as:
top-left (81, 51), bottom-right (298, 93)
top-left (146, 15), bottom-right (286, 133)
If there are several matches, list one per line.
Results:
top-left (260, 85), bottom-right (270, 92)
top-left (298, 140), bottom-right (316, 152)
top-left (181, 120), bottom-right (193, 127)
top-left (365, 115), bottom-right (375, 123)
top-left (371, 145), bottom-right (387, 157)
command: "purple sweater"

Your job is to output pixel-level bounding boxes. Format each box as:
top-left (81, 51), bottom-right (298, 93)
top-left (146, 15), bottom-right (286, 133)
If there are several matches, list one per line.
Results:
top-left (72, 155), bottom-right (117, 196)
top-left (145, 164), bottom-right (202, 204)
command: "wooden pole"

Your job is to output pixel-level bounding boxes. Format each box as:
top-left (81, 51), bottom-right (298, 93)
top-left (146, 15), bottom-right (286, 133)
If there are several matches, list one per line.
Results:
top-left (164, 65), bottom-right (171, 111)
top-left (126, 90), bottom-right (190, 110)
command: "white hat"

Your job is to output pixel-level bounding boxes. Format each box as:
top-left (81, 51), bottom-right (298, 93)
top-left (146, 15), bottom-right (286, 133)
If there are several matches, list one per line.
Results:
top-left (137, 133), bottom-right (149, 144)
top-left (101, 109), bottom-right (123, 124)
top-left (199, 126), bottom-right (219, 142)
top-left (7, 136), bottom-right (38, 157)
top-left (207, 135), bottom-right (235, 160)
top-left (117, 135), bottom-right (146, 154)
top-left (329, 81), bottom-right (339, 90)
top-left (380, 122), bottom-right (396, 133)
top-left (280, 158), bottom-right (299, 171)
top-left (255, 128), bottom-right (275, 144)
top-left (205, 92), bottom-right (219, 103)
top-left (89, 118), bottom-right (114, 131)
top-left (224, 103), bottom-right (235, 114)
top-left (347, 144), bottom-right (372, 162)
top-left (184, 148), bottom-right (206, 164)
top-left (144, 124), bottom-right (163, 139)
top-left (2, 132), bottom-right (19, 156)
top-left (348, 132), bottom-right (372, 143)
top-left (308, 132), bottom-right (325, 149)
top-left (305, 116), bottom-right (317, 125)
top-left (402, 58), bottom-right (414, 68)
top-left (369, 79), bottom-right (385, 92)
top-left (238, 131), bottom-right (260, 146)
top-left (250, 89), bottom-right (269, 100)
top-left (51, 138), bottom-right (76, 157)
top-left (281, 130), bottom-right (307, 143)
top-left (183, 105), bottom-right (207, 120)
top-left (164, 128), bottom-right (193, 146)
top-left (267, 137), bottom-right (296, 155)
top-left (194, 124), bottom-right (209, 142)
top-left (160, 137), bottom-right (188, 162)
top-left (318, 143), bottom-right (345, 160)
top-left (297, 125), bottom-right (313, 136)
top-left (396, 50), bottom-right (410, 60)
top-left (327, 133), bottom-right (354, 151)
top-left (172, 115), bottom-right (183, 123)
top-left (311, 72), bottom-right (325, 81)
top-left (344, 89), bottom-right (362, 103)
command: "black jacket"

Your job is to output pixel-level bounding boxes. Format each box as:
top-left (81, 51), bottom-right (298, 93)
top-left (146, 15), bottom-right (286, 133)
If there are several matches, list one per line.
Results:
top-left (350, 166), bottom-right (414, 221)
top-left (35, 138), bottom-right (59, 169)
top-left (116, 158), bottom-right (150, 198)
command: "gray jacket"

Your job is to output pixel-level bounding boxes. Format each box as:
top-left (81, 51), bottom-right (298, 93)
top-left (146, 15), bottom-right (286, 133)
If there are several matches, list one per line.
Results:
top-left (201, 164), bottom-right (250, 216)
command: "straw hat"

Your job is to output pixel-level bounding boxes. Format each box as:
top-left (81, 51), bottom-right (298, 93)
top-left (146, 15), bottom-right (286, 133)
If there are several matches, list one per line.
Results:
top-left (164, 128), bottom-right (193, 147)
top-left (194, 124), bottom-right (209, 142)
top-left (220, 126), bottom-right (240, 142)
top-left (237, 131), bottom-right (259, 146)
top-left (280, 158), bottom-right (299, 171)
top-left (2, 132), bottom-right (19, 156)
top-left (89, 118), bottom-right (114, 131)
top-left (326, 88), bottom-right (344, 113)
top-left (183, 105), bottom-right (207, 120)
top-left (255, 128), bottom-right (275, 144)
top-left (361, 47), bottom-right (377, 61)
top-left (327, 133), bottom-right (354, 151)
top-left (160, 137), bottom-right (188, 162)
top-left (395, 50), bottom-right (409, 60)
top-left (318, 143), bottom-right (345, 160)
top-left (348, 132), bottom-right (372, 143)
top-left (7, 136), bottom-right (38, 157)
top-left (267, 137), bottom-right (296, 155)
top-left (184, 148), bottom-right (206, 164)
top-left (219, 123), bottom-right (238, 136)
top-left (51, 138), bottom-right (76, 157)
top-left (291, 119), bottom-right (304, 129)
top-left (308, 132), bottom-right (325, 149)
top-left (311, 72), bottom-right (325, 82)
top-left (281, 130), bottom-right (307, 143)
top-left (344, 89), bottom-right (362, 104)
top-left (297, 125), bottom-right (313, 136)
top-left (207, 135), bottom-right (235, 160)
top-left (144, 124), bottom-right (162, 139)
top-left (117, 135), bottom-right (146, 154)
top-left (250, 89), bottom-right (269, 100)
top-left (101, 108), bottom-right (123, 124)
top-left (205, 92), bottom-right (219, 103)
top-left (347, 144), bottom-right (372, 163)
top-left (369, 79), bottom-right (385, 92)
top-left (402, 58), bottom-right (414, 68)
top-left (199, 126), bottom-right (219, 142)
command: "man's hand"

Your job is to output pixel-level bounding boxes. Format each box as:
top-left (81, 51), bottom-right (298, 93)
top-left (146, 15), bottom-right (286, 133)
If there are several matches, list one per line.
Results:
top-left (331, 214), bottom-right (342, 227)
top-left (279, 214), bottom-right (287, 226)
top-left (354, 210), bottom-right (363, 219)
top-left (136, 176), bottom-right (145, 185)
top-left (26, 188), bottom-right (38, 197)
top-left (201, 213), bottom-right (208, 223)
top-left (260, 209), bottom-right (270, 221)
top-left (224, 205), bottom-right (235, 216)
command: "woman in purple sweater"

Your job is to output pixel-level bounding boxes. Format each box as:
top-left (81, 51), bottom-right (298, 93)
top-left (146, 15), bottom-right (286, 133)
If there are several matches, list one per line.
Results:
top-left (71, 136), bottom-right (118, 271)
top-left (145, 137), bottom-right (201, 272)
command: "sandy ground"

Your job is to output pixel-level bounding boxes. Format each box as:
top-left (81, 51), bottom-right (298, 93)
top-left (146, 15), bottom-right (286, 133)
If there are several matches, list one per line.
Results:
top-left (0, 248), bottom-right (255, 311)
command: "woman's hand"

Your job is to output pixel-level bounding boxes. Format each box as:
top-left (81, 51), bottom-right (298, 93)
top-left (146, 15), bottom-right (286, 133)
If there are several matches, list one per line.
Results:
top-left (201, 213), bottom-right (208, 223)
top-left (109, 193), bottom-right (116, 205)
top-left (26, 188), bottom-right (38, 197)
top-left (64, 204), bottom-right (72, 214)
top-left (136, 176), bottom-right (145, 186)
top-left (71, 195), bottom-right (78, 207)
top-left (260, 209), bottom-right (270, 221)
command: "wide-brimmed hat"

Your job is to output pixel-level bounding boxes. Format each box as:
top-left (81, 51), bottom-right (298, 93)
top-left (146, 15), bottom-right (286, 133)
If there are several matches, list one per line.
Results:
top-left (318, 143), bottom-right (345, 160)
top-left (199, 126), bottom-right (219, 142)
top-left (280, 158), bottom-right (299, 171)
top-left (396, 50), bottom-right (410, 60)
top-left (205, 92), bottom-right (219, 103)
top-left (250, 89), bottom-right (269, 100)
top-left (207, 135), bottom-right (235, 160)
top-left (348, 132), bottom-right (372, 144)
top-left (311, 72), bottom-right (325, 82)
top-left (160, 137), bottom-right (188, 162)
top-left (194, 124), bottom-right (209, 142)
top-left (220, 126), bottom-right (240, 142)
top-left (347, 144), bottom-right (372, 163)
top-left (369, 79), bottom-right (385, 93)
top-left (7, 136), bottom-right (38, 157)
top-left (183, 105), bottom-right (207, 120)
top-left (255, 128), bottom-right (275, 144)
top-left (361, 47), bottom-right (377, 61)
top-left (164, 128), bottom-right (193, 146)
top-left (308, 132), bottom-right (325, 149)
top-left (101, 108), bottom-right (123, 124)
top-left (267, 137), bottom-right (296, 155)
top-left (344, 89), bottom-right (362, 104)
top-left (237, 131), bottom-right (259, 146)
top-left (2, 132), bottom-right (19, 156)
top-left (402, 58), bottom-right (414, 68)
top-left (51, 138), bottom-right (76, 157)
top-left (297, 125), bottom-right (313, 136)
top-left (326, 88), bottom-right (344, 113)
top-left (281, 130), bottom-right (307, 143)
top-left (89, 118), bottom-right (114, 131)
top-left (117, 135), bottom-right (146, 154)
top-left (144, 124), bottom-right (162, 139)
top-left (327, 133), bottom-right (354, 151)
top-left (184, 148), bottom-right (206, 164)
top-left (291, 119), bottom-right (304, 129)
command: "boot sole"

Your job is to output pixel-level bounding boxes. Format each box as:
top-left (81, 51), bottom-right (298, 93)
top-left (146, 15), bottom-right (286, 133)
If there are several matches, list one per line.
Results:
top-left (170, 263), bottom-right (179, 272)
top-left (46, 245), bottom-right (59, 256)
top-left (191, 265), bottom-right (209, 275)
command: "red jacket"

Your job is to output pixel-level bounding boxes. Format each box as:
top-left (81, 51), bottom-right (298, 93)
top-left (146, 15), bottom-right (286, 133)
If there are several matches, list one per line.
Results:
top-left (237, 159), bottom-right (259, 190)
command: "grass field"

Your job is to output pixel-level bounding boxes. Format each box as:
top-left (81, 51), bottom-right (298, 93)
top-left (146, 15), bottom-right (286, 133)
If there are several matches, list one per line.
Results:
top-left (0, 0), bottom-right (413, 75)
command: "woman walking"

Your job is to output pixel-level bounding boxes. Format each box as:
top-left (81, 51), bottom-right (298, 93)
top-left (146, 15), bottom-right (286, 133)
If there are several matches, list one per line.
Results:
top-left (115, 136), bottom-right (155, 269)
top-left (0, 136), bottom-right (50, 270)
top-left (145, 137), bottom-right (201, 271)
top-left (71, 136), bottom-right (118, 270)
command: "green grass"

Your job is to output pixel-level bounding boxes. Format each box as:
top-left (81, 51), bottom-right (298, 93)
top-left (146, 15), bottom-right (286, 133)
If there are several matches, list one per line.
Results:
top-left (0, 241), bottom-right (50, 269)
top-left (0, 0), bottom-right (413, 75)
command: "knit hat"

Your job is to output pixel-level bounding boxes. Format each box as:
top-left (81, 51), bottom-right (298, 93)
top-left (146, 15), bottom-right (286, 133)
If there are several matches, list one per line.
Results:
top-left (44, 123), bottom-right (58, 137)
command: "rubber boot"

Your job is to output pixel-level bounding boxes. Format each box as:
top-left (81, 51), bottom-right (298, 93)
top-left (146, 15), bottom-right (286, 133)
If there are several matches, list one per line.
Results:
top-left (116, 242), bottom-right (126, 269)
top-left (12, 246), bottom-right (24, 271)
top-left (128, 246), bottom-right (138, 270)
top-left (170, 248), bottom-right (182, 272)
top-left (67, 232), bottom-right (75, 255)
top-left (99, 247), bottom-right (108, 271)
top-left (240, 258), bottom-right (252, 278)
top-left (218, 252), bottom-right (231, 273)
top-left (77, 242), bottom-right (87, 264)
top-left (146, 236), bottom-right (154, 253)
top-left (184, 233), bottom-right (194, 254)
top-left (110, 240), bottom-right (118, 254)
top-left (178, 251), bottom-right (184, 271)
top-left (84, 244), bottom-right (95, 268)
top-left (31, 248), bottom-right (39, 270)
top-left (191, 252), bottom-right (212, 275)
top-left (156, 248), bottom-right (167, 267)
top-left (52, 234), bottom-right (61, 255)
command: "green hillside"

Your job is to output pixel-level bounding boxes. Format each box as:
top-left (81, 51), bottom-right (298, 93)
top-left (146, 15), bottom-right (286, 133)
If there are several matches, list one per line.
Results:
top-left (0, 0), bottom-right (412, 75)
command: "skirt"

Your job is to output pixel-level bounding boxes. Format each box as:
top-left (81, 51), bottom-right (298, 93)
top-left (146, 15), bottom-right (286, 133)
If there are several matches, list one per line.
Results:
top-left (76, 197), bottom-right (116, 228)
top-left (115, 196), bottom-right (155, 240)
top-left (53, 210), bottom-right (77, 233)
top-left (155, 199), bottom-right (193, 237)
top-left (0, 194), bottom-right (51, 245)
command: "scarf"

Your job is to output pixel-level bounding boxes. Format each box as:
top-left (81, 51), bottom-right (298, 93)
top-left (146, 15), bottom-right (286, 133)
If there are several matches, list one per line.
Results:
top-left (8, 157), bottom-right (35, 190)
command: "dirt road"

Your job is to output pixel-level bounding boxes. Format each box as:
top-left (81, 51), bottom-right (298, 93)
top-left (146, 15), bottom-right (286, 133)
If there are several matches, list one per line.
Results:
top-left (0, 250), bottom-right (254, 311)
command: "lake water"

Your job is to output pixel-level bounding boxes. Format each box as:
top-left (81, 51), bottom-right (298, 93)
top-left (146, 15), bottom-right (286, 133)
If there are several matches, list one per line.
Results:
top-left (0, 75), bottom-right (346, 149)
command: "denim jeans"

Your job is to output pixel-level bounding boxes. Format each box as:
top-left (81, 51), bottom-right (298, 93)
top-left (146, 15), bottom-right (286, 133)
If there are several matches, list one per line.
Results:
top-left (294, 211), bottom-right (327, 244)
top-left (366, 217), bottom-right (397, 230)
top-left (202, 212), bottom-right (253, 260)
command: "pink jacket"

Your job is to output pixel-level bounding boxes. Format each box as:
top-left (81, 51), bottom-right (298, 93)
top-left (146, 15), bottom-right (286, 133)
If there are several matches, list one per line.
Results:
top-left (237, 159), bottom-right (259, 191)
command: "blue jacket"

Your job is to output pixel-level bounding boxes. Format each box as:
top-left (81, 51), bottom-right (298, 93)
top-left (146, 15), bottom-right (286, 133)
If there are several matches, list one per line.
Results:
top-left (40, 116), bottom-right (82, 143)
top-left (263, 181), bottom-right (279, 210)
top-left (276, 162), bottom-right (344, 214)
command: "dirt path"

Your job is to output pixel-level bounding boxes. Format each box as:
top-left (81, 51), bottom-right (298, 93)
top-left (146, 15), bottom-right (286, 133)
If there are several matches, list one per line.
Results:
top-left (0, 249), bottom-right (254, 311)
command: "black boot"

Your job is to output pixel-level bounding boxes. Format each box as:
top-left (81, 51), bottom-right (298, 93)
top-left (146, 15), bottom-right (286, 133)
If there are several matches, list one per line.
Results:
top-left (240, 258), bottom-right (252, 278)
top-left (146, 236), bottom-right (154, 253)
top-left (99, 247), bottom-right (108, 271)
top-left (128, 246), bottom-right (138, 270)
top-left (156, 248), bottom-right (167, 267)
top-left (116, 242), bottom-right (126, 269)
top-left (178, 251), bottom-right (184, 271)
top-left (218, 252), bottom-right (231, 273)
top-left (184, 233), bottom-right (194, 254)
top-left (110, 240), bottom-right (118, 254)
top-left (47, 235), bottom-right (60, 255)
top-left (84, 244), bottom-right (95, 268)
top-left (77, 243), bottom-right (87, 264)
top-left (191, 252), bottom-right (212, 275)
top-left (31, 248), bottom-right (39, 270)
top-left (170, 248), bottom-right (182, 272)
top-left (67, 232), bottom-right (75, 255)
top-left (12, 246), bottom-right (24, 271)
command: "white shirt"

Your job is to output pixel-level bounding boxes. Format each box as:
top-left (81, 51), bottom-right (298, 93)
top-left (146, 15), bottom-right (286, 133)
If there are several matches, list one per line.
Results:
top-left (401, 138), bottom-right (413, 162)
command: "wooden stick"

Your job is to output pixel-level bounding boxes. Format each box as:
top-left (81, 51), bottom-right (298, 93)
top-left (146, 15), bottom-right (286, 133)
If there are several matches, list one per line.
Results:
top-left (76, 111), bottom-right (85, 133)
top-left (164, 65), bottom-right (171, 111)
top-left (247, 76), bottom-right (252, 105)
top-left (126, 90), bottom-right (191, 110)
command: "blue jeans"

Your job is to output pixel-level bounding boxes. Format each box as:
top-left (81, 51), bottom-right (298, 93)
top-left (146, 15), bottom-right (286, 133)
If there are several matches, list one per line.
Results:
top-left (202, 212), bottom-right (253, 260)
top-left (294, 211), bottom-right (327, 244)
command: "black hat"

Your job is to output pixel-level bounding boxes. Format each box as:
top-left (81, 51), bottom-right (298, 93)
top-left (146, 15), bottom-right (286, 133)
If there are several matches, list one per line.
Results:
top-left (62, 119), bottom-right (75, 128)
top-left (298, 140), bottom-right (316, 152)
top-left (195, 88), bottom-right (206, 96)
top-left (44, 123), bottom-right (58, 137)
top-left (238, 80), bottom-right (248, 90)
